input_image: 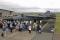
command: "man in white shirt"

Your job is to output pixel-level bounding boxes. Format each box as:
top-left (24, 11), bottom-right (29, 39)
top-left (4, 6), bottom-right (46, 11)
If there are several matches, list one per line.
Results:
top-left (28, 24), bottom-right (32, 33)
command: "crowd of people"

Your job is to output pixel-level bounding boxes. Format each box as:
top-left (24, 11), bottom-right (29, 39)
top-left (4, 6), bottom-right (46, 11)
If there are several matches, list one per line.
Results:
top-left (0, 20), bottom-right (42, 37)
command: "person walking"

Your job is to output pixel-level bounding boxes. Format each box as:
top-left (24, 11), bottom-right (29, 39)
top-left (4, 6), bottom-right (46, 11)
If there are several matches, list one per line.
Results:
top-left (39, 25), bottom-right (42, 33)
top-left (28, 24), bottom-right (32, 34)
top-left (19, 23), bottom-right (23, 31)
top-left (1, 21), bottom-right (4, 37)
top-left (16, 22), bottom-right (20, 31)
top-left (37, 24), bottom-right (42, 34)
top-left (33, 23), bottom-right (37, 31)
top-left (1, 21), bottom-right (7, 37)
top-left (10, 21), bottom-right (13, 33)
top-left (12, 21), bottom-right (16, 29)
top-left (0, 20), bottom-right (3, 28)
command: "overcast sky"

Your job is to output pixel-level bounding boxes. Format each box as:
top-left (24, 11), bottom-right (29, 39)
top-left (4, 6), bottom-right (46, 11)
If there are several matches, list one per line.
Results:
top-left (0, 0), bottom-right (60, 12)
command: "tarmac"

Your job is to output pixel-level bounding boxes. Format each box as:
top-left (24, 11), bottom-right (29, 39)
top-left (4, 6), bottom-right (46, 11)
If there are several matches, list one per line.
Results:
top-left (0, 30), bottom-right (53, 40)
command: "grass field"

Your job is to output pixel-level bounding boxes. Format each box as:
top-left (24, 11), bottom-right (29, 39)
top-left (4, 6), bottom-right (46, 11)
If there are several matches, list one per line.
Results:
top-left (55, 13), bottom-right (60, 33)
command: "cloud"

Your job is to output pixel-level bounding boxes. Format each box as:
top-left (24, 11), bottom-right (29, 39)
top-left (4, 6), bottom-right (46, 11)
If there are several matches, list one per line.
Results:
top-left (0, 0), bottom-right (60, 12)
top-left (0, 0), bottom-right (60, 8)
